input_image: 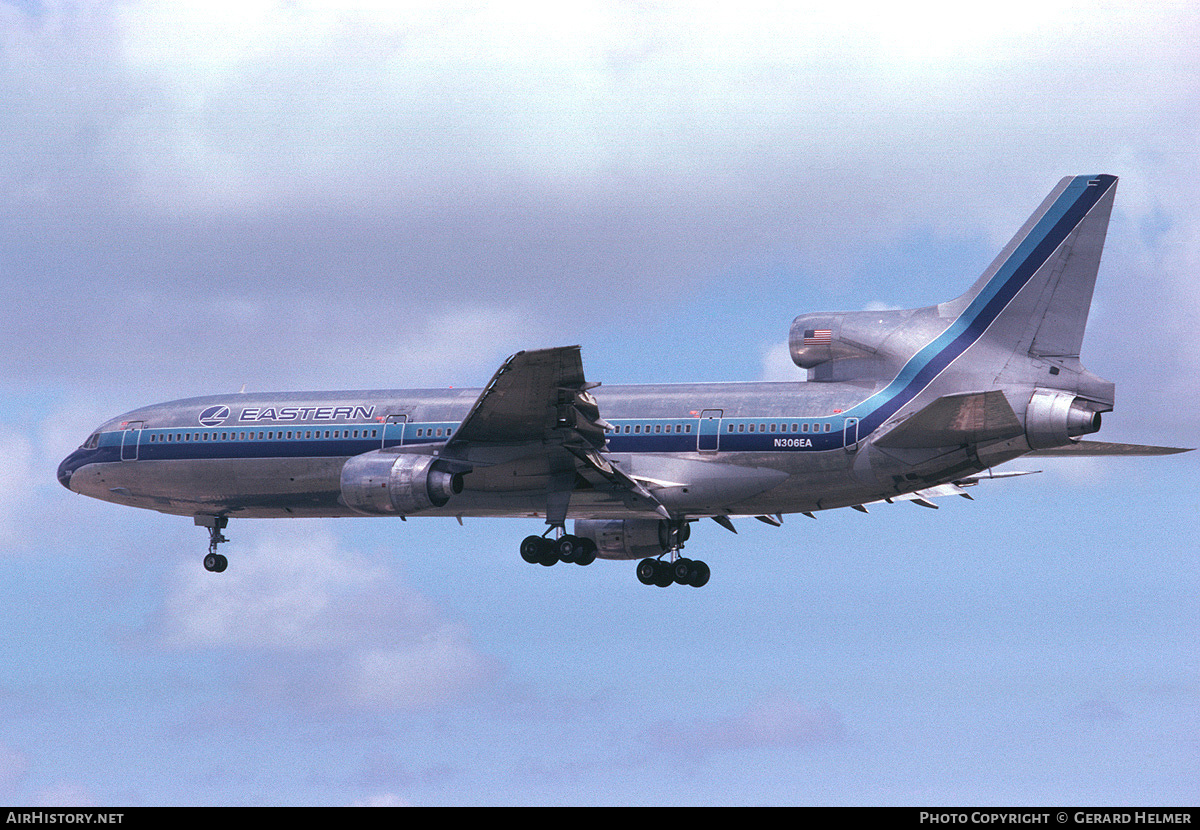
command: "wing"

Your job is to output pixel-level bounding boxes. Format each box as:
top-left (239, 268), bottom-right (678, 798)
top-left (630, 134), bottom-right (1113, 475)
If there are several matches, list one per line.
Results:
top-left (443, 346), bottom-right (669, 523)
top-left (446, 346), bottom-right (605, 446)
top-left (1025, 440), bottom-right (1192, 456)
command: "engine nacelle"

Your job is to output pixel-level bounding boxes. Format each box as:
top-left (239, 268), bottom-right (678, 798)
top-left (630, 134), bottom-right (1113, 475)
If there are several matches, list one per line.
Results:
top-left (340, 451), bottom-right (464, 516)
top-left (572, 519), bottom-right (689, 560)
top-left (1024, 389), bottom-right (1103, 450)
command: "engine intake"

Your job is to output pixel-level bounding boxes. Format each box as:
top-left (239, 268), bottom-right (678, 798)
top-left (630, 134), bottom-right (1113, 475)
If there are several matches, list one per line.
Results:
top-left (1025, 389), bottom-right (1103, 450)
top-left (341, 451), bottom-right (464, 516)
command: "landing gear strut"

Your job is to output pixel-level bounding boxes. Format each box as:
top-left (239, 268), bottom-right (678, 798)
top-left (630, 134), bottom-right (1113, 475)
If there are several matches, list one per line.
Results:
top-left (196, 516), bottom-right (229, 573)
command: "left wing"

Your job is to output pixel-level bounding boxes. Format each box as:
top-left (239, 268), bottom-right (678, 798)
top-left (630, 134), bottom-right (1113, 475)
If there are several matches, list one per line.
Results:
top-left (446, 346), bottom-right (606, 447)
top-left (443, 346), bottom-right (668, 523)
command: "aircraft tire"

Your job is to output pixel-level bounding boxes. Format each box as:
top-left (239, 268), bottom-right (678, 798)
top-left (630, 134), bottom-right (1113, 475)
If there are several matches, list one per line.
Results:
top-left (555, 535), bottom-right (579, 563)
top-left (574, 538), bottom-right (597, 566)
top-left (520, 535), bottom-right (545, 564)
top-left (688, 560), bottom-right (710, 588)
top-left (203, 553), bottom-right (228, 573)
top-left (672, 558), bottom-right (694, 585)
top-left (636, 558), bottom-right (658, 585)
top-left (652, 560), bottom-right (673, 587)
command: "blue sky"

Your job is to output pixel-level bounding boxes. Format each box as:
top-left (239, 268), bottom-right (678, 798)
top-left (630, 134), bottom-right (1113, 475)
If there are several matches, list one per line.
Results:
top-left (1, 0), bottom-right (1198, 806)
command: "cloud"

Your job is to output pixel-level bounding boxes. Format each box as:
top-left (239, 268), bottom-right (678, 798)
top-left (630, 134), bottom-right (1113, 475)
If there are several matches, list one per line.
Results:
top-left (2, 2), bottom-right (1198, 423)
top-left (760, 341), bottom-right (801, 382)
top-left (0, 426), bottom-right (36, 546)
top-left (150, 523), bottom-right (500, 712)
top-left (0, 743), bottom-right (28, 792)
top-left (647, 692), bottom-right (844, 759)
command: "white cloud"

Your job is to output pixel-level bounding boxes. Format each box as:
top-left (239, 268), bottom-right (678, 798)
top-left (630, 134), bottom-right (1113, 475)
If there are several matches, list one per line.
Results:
top-left (153, 523), bottom-right (499, 711)
top-left (647, 692), bottom-right (844, 759)
top-left (0, 743), bottom-right (28, 791)
top-left (760, 341), bottom-right (801, 382)
top-left (0, 426), bottom-right (36, 547)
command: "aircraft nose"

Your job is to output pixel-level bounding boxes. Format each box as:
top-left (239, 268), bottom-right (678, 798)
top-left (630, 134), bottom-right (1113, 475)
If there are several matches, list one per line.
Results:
top-left (57, 451), bottom-right (83, 490)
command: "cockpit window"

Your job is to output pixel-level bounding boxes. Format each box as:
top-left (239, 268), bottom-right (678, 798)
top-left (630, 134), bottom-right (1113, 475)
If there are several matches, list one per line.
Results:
top-left (83, 433), bottom-right (100, 450)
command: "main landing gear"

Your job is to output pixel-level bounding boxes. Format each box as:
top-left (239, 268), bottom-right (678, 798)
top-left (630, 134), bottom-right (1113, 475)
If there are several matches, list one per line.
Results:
top-left (196, 516), bottom-right (229, 573)
top-left (518, 521), bottom-right (711, 588)
top-left (520, 531), bottom-right (598, 567)
top-left (636, 556), bottom-right (710, 588)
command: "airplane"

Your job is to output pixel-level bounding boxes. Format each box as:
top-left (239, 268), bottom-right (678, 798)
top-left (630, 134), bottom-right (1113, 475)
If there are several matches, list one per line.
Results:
top-left (57, 174), bottom-right (1190, 587)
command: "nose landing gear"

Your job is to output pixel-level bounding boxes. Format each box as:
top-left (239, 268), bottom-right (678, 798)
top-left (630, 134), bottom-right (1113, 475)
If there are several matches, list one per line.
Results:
top-left (196, 515), bottom-right (229, 573)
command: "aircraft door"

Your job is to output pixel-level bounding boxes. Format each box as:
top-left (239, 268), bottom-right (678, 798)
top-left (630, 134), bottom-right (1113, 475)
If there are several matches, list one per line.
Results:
top-left (698, 410), bottom-right (722, 452)
top-left (843, 417), bottom-right (859, 453)
top-left (382, 414), bottom-right (408, 449)
top-left (120, 421), bottom-right (144, 461)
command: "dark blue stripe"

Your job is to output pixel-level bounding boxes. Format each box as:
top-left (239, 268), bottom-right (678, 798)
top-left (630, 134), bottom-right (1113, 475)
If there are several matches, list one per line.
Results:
top-left (851, 174), bottom-right (1114, 436)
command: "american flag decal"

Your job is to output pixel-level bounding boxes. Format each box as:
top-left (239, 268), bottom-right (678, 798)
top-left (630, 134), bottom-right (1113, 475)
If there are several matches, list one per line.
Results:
top-left (803, 329), bottom-right (832, 345)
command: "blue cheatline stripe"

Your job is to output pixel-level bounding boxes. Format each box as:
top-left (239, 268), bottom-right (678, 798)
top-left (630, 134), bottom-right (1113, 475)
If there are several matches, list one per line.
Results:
top-left (846, 174), bottom-right (1114, 436)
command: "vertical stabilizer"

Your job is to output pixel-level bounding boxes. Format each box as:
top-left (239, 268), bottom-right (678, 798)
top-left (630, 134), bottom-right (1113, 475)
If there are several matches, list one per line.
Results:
top-left (939, 175), bottom-right (1117, 364)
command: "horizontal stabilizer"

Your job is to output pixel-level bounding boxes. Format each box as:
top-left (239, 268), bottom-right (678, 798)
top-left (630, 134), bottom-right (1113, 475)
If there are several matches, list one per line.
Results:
top-left (874, 390), bottom-right (1023, 449)
top-left (1026, 440), bottom-right (1193, 457)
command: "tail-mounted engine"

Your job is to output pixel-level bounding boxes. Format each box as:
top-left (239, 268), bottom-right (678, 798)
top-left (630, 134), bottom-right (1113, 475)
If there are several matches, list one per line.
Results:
top-left (788, 308), bottom-right (928, 382)
top-left (572, 519), bottom-right (689, 560)
top-left (1024, 388), bottom-right (1103, 450)
top-left (340, 451), bottom-right (464, 515)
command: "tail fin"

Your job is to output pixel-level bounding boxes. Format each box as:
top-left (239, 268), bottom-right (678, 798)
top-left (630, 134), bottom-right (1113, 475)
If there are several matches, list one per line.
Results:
top-left (940, 174), bottom-right (1117, 368)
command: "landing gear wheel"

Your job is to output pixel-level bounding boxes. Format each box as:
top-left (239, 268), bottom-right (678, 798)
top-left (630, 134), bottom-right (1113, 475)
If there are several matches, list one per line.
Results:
top-left (688, 559), bottom-right (710, 588)
top-left (555, 535), bottom-right (579, 563)
top-left (636, 558), bottom-right (659, 585)
top-left (672, 558), bottom-right (695, 585)
top-left (520, 535), bottom-right (546, 564)
top-left (573, 538), bottom-right (597, 566)
top-left (653, 560), bottom-right (674, 587)
top-left (203, 553), bottom-right (228, 573)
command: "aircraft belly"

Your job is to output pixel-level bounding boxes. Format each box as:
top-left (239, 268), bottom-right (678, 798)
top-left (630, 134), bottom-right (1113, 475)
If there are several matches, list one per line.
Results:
top-left (71, 458), bottom-right (347, 518)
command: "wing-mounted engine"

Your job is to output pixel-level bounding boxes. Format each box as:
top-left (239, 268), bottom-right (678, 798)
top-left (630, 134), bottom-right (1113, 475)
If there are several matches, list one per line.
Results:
top-left (572, 519), bottom-right (688, 560)
top-left (340, 450), bottom-right (465, 516)
top-left (789, 307), bottom-right (931, 382)
top-left (1023, 388), bottom-right (1103, 450)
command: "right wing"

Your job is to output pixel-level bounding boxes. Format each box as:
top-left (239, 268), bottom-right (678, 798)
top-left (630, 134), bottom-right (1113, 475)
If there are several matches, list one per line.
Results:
top-left (1025, 440), bottom-right (1192, 456)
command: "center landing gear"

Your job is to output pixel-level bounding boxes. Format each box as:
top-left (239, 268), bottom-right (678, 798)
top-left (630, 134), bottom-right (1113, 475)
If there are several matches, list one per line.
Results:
top-left (636, 556), bottom-right (710, 588)
top-left (196, 515), bottom-right (229, 573)
top-left (520, 530), bottom-right (598, 568)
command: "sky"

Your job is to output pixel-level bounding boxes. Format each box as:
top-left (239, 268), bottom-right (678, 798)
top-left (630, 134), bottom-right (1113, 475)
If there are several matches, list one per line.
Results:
top-left (1, 0), bottom-right (1198, 807)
